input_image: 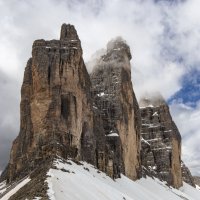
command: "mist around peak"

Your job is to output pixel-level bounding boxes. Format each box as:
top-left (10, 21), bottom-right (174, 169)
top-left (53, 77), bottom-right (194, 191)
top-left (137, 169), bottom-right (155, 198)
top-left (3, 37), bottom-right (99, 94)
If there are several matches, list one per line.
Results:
top-left (86, 48), bottom-right (106, 73)
top-left (139, 91), bottom-right (166, 107)
top-left (87, 36), bottom-right (132, 74)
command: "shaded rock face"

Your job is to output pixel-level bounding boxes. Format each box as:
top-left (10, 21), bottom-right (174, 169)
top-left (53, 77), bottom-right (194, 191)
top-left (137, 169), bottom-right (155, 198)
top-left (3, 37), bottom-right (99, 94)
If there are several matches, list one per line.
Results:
top-left (90, 37), bottom-right (141, 180)
top-left (140, 95), bottom-right (182, 188)
top-left (181, 161), bottom-right (195, 187)
top-left (6, 24), bottom-right (96, 183)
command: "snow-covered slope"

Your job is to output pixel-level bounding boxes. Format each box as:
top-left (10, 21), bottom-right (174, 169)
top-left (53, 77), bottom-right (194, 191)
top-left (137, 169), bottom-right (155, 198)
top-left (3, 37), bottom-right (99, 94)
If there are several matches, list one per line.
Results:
top-left (1, 158), bottom-right (200, 200)
top-left (0, 181), bottom-right (6, 194)
top-left (0, 177), bottom-right (30, 200)
top-left (46, 158), bottom-right (200, 200)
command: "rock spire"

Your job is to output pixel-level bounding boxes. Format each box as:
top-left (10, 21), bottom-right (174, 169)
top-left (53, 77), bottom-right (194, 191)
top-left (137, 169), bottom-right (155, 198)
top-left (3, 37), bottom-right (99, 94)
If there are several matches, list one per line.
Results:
top-left (4, 24), bottom-right (95, 183)
top-left (90, 37), bottom-right (141, 180)
top-left (139, 94), bottom-right (182, 188)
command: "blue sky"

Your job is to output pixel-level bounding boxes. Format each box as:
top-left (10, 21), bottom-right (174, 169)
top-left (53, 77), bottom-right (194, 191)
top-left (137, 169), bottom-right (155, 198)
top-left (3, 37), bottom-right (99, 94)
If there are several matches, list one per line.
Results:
top-left (0, 0), bottom-right (199, 176)
top-left (169, 69), bottom-right (200, 107)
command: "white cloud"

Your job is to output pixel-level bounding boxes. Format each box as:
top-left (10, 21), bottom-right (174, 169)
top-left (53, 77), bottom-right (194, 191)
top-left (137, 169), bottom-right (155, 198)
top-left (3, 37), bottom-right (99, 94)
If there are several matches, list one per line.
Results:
top-left (0, 0), bottom-right (199, 175)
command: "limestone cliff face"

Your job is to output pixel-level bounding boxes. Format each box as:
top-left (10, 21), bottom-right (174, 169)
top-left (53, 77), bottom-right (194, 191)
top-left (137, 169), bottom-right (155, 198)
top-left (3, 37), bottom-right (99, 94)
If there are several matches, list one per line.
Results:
top-left (90, 38), bottom-right (141, 180)
top-left (140, 94), bottom-right (182, 188)
top-left (6, 24), bottom-right (95, 182)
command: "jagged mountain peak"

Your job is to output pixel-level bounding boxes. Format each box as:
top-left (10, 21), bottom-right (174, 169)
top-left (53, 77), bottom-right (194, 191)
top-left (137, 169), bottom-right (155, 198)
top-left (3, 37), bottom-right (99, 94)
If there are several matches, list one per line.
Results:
top-left (89, 37), bottom-right (132, 75)
top-left (95, 37), bottom-right (132, 71)
top-left (106, 37), bottom-right (131, 59)
top-left (60, 23), bottom-right (79, 41)
top-left (90, 35), bottom-right (141, 180)
top-left (139, 91), bottom-right (183, 188)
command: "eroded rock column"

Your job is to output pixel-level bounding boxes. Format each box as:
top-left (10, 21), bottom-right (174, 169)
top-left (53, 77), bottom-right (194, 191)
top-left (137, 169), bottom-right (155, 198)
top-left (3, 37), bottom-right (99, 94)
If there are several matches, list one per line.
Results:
top-left (6, 24), bottom-right (95, 182)
top-left (91, 38), bottom-right (141, 180)
top-left (140, 94), bottom-right (182, 188)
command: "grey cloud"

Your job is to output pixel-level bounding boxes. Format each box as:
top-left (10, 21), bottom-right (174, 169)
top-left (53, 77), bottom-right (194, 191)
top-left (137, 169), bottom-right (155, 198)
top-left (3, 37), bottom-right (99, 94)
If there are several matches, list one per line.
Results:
top-left (0, 69), bottom-right (20, 171)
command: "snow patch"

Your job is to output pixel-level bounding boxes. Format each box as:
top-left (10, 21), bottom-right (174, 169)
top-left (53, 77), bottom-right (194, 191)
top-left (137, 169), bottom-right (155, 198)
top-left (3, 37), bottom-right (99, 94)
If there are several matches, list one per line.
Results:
top-left (149, 125), bottom-right (160, 128)
top-left (97, 92), bottom-right (105, 97)
top-left (152, 166), bottom-right (157, 170)
top-left (0, 181), bottom-right (7, 194)
top-left (196, 185), bottom-right (200, 191)
top-left (152, 112), bottom-right (158, 116)
top-left (141, 137), bottom-right (150, 145)
top-left (146, 138), bottom-right (159, 141)
top-left (113, 48), bottom-right (121, 51)
top-left (164, 130), bottom-right (172, 132)
top-left (106, 133), bottom-right (119, 137)
top-left (148, 104), bottom-right (154, 108)
top-left (0, 177), bottom-right (30, 200)
top-left (46, 171), bottom-right (56, 200)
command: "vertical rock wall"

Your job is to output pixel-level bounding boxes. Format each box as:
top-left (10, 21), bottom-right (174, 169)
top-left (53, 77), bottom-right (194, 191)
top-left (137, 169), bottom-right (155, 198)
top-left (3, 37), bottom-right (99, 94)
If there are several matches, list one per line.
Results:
top-left (140, 95), bottom-right (182, 188)
top-left (90, 38), bottom-right (141, 180)
top-left (6, 24), bottom-right (96, 182)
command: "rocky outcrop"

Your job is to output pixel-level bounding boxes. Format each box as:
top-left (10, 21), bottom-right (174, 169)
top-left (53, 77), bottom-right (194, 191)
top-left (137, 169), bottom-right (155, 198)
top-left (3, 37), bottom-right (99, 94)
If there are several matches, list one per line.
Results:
top-left (194, 176), bottom-right (200, 187)
top-left (90, 37), bottom-right (141, 180)
top-left (181, 161), bottom-right (195, 187)
top-left (5, 24), bottom-right (96, 183)
top-left (140, 94), bottom-right (182, 188)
